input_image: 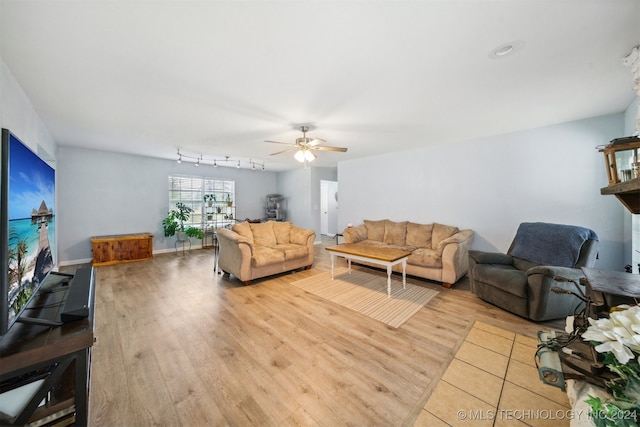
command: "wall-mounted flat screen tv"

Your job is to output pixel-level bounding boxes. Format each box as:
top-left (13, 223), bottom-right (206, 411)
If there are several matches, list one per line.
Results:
top-left (0, 128), bottom-right (56, 336)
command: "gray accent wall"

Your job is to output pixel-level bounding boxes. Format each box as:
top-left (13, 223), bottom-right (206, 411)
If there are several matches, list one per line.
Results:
top-left (56, 146), bottom-right (278, 264)
top-left (338, 113), bottom-right (629, 272)
top-left (276, 167), bottom-right (337, 242)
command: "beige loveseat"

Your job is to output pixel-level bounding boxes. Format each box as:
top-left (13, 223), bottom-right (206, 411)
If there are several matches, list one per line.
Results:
top-left (342, 219), bottom-right (474, 288)
top-left (217, 221), bottom-right (315, 285)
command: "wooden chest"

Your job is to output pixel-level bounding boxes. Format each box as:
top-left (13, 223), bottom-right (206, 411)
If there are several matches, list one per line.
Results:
top-left (90, 233), bottom-right (153, 266)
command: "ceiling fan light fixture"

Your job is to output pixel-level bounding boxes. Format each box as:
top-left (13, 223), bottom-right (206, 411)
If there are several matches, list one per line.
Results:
top-left (295, 149), bottom-right (306, 162)
top-left (304, 149), bottom-right (315, 162)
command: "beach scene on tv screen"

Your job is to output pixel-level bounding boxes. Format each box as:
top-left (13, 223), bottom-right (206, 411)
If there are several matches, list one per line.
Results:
top-left (7, 134), bottom-right (55, 325)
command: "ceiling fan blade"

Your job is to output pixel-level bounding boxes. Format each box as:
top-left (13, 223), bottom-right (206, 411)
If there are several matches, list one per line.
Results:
top-left (265, 140), bottom-right (295, 146)
top-left (309, 138), bottom-right (326, 146)
top-left (270, 148), bottom-right (297, 156)
top-left (313, 146), bottom-right (348, 152)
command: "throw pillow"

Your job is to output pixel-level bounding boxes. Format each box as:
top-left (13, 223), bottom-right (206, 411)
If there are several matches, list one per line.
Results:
top-left (383, 220), bottom-right (407, 245)
top-left (406, 222), bottom-right (433, 248)
top-left (232, 221), bottom-right (254, 245)
top-left (432, 223), bottom-right (459, 250)
top-left (364, 219), bottom-right (387, 241)
top-left (272, 221), bottom-right (292, 244)
top-left (250, 221), bottom-right (277, 246)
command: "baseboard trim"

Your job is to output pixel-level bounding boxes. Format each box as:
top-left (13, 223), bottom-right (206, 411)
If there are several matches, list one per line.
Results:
top-left (58, 246), bottom-right (208, 267)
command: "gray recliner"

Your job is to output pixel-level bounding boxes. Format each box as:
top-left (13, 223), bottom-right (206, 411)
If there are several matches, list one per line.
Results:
top-left (468, 222), bottom-right (599, 322)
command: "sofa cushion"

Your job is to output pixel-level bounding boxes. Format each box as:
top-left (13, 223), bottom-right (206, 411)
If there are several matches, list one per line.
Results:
top-left (359, 240), bottom-right (389, 247)
top-left (250, 222), bottom-right (277, 246)
top-left (383, 220), bottom-right (407, 245)
top-left (406, 222), bottom-right (433, 248)
top-left (273, 221), bottom-right (292, 244)
top-left (251, 246), bottom-right (285, 267)
top-left (364, 219), bottom-right (387, 241)
top-left (432, 223), bottom-right (459, 250)
top-left (273, 243), bottom-right (309, 260)
top-left (232, 221), bottom-right (254, 245)
top-left (408, 248), bottom-right (442, 268)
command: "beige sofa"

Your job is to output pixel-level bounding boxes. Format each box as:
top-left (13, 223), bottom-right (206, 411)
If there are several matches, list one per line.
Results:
top-left (217, 221), bottom-right (315, 285)
top-left (342, 219), bottom-right (474, 288)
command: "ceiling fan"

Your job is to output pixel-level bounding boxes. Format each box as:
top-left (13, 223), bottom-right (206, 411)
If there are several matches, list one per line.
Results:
top-left (266, 126), bottom-right (347, 163)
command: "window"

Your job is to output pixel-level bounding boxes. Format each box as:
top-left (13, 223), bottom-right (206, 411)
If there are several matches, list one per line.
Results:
top-left (168, 175), bottom-right (235, 228)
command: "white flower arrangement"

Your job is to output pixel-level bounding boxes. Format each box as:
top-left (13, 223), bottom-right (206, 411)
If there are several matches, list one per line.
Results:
top-left (582, 305), bottom-right (640, 365)
top-left (581, 305), bottom-right (640, 426)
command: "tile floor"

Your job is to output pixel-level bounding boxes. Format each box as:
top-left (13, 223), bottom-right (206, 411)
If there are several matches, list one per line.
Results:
top-left (414, 321), bottom-right (583, 427)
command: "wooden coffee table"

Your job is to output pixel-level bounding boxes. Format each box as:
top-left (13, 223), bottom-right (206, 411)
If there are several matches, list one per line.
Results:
top-left (325, 243), bottom-right (412, 297)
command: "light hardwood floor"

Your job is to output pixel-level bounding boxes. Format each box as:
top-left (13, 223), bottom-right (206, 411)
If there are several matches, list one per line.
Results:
top-left (69, 236), bottom-right (562, 426)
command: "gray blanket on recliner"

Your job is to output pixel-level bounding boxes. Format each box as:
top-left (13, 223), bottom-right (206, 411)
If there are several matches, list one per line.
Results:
top-left (509, 222), bottom-right (598, 268)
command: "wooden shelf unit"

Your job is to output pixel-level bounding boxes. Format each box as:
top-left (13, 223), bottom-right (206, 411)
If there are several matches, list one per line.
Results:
top-left (600, 176), bottom-right (640, 214)
top-left (90, 232), bottom-right (153, 266)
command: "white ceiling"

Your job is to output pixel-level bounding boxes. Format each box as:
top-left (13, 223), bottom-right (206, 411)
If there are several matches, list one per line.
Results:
top-left (1, 1), bottom-right (639, 171)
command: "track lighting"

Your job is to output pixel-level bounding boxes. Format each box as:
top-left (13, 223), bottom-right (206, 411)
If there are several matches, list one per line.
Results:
top-left (175, 150), bottom-right (265, 170)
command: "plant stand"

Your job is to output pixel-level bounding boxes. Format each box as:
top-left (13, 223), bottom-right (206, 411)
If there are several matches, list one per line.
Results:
top-left (175, 232), bottom-right (191, 255)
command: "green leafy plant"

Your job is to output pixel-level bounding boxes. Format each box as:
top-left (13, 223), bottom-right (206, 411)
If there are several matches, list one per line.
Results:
top-left (204, 194), bottom-right (216, 203)
top-left (162, 202), bottom-right (204, 240)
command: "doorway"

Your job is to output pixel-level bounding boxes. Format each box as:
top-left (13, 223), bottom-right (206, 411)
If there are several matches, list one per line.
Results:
top-left (320, 180), bottom-right (338, 237)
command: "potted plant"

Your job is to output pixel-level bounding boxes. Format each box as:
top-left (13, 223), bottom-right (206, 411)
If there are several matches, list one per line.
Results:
top-left (204, 194), bottom-right (216, 206)
top-left (226, 193), bottom-right (233, 207)
top-left (162, 202), bottom-right (204, 240)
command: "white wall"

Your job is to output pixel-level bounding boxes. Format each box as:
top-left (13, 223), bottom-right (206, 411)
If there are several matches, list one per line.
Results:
top-left (0, 56), bottom-right (59, 267)
top-left (338, 113), bottom-right (626, 271)
top-left (0, 58), bottom-right (56, 160)
top-left (57, 146), bottom-right (278, 264)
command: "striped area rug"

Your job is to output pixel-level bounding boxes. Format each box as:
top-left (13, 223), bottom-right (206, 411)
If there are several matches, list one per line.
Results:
top-left (291, 267), bottom-right (439, 328)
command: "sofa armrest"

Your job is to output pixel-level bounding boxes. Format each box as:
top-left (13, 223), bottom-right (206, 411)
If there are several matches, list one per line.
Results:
top-left (468, 250), bottom-right (513, 265)
top-left (527, 265), bottom-right (586, 283)
top-left (343, 224), bottom-right (367, 243)
top-left (440, 229), bottom-right (474, 285)
top-left (290, 225), bottom-right (315, 246)
top-left (216, 228), bottom-right (254, 280)
top-left (437, 229), bottom-right (473, 250)
top-left (526, 265), bottom-right (586, 321)
top-left (217, 227), bottom-right (252, 246)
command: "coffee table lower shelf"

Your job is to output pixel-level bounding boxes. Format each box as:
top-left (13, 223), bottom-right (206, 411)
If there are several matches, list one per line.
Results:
top-left (325, 244), bottom-right (411, 297)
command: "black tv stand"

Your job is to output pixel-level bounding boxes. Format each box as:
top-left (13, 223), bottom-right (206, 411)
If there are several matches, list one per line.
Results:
top-left (16, 316), bottom-right (63, 327)
top-left (14, 269), bottom-right (94, 328)
top-left (0, 267), bottom-right (95, 426)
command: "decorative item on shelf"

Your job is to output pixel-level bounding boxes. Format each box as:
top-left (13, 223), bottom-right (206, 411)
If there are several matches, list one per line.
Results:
top-left (162, 202), bottom-right (204, 240)
top-left (599, 136), bottom-right (640, 185)
top-left (581, 305), bottom-right (640, 426)
top-left (216, 206), bottom-right (222, 214)
top-left (226, 193), bottom-right (233, 207)
top-left (176, 150), bottom-right (265, 171)
top-left (204, 194), bottom-right (216, 206)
